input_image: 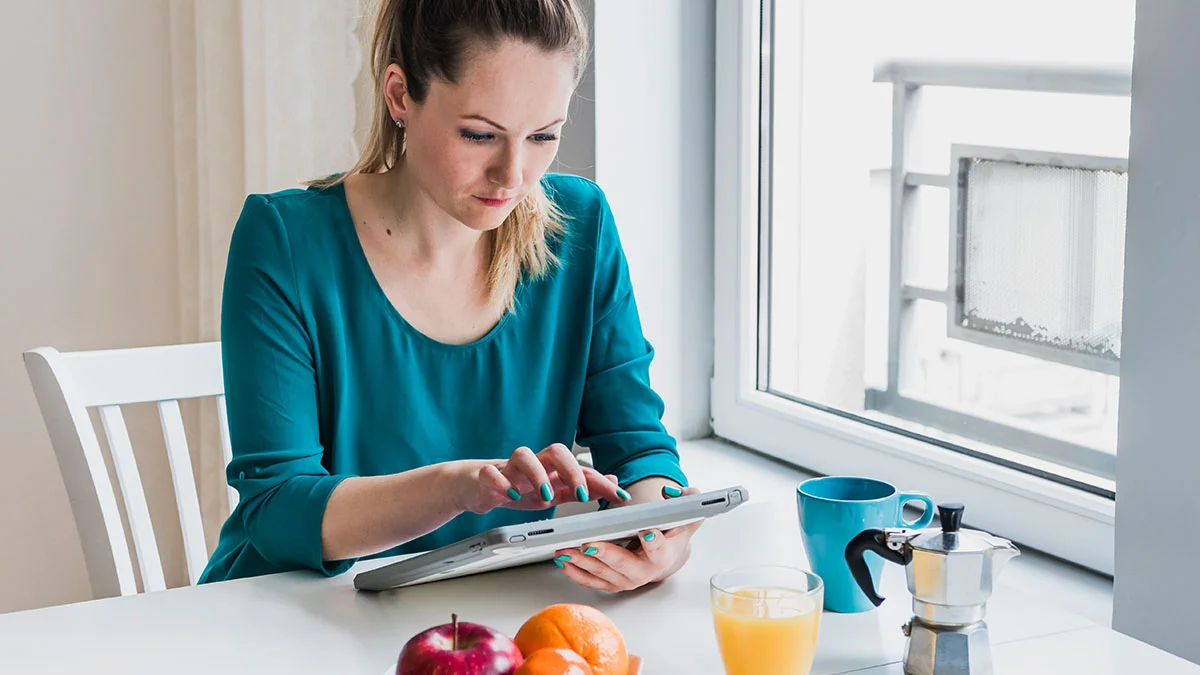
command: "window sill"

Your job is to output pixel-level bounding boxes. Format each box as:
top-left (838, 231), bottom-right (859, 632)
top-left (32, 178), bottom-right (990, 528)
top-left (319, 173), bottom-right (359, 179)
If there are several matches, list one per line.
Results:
top-left (677, 436), bottom-right (1114, 628)
top-left (711, 387), bottom-right (1115, 573)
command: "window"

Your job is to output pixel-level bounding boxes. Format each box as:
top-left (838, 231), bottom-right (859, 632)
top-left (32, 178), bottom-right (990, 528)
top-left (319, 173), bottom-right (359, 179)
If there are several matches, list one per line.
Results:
top-left (713, 0), bottom-right (1136, 573)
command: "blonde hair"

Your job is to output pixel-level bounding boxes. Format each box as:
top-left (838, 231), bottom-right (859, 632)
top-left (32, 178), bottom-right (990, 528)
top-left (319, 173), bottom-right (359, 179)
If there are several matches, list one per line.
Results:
top-left (309, 0), bottom-right (589, 313)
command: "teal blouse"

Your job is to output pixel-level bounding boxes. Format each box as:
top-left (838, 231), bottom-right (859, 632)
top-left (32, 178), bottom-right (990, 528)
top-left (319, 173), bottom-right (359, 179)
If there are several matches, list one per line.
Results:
top-left (199, 174), bottom-right (687, 583)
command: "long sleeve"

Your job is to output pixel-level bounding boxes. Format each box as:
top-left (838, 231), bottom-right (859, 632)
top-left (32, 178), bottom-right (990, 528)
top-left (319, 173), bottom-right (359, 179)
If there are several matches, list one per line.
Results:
top-left (574, 192), bottom-right (688, 489)
top-left (219, 195), bottom-right (356, 576)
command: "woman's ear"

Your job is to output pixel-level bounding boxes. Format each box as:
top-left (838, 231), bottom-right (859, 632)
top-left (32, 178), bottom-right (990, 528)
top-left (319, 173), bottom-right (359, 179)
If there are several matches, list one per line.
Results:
top-left (383, 64), bottom-right (410, 123)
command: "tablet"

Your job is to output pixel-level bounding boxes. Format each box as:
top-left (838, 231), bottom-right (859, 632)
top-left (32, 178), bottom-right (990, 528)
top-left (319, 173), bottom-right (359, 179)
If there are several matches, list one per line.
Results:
top-left (352, 485), bottom-right (750, 591)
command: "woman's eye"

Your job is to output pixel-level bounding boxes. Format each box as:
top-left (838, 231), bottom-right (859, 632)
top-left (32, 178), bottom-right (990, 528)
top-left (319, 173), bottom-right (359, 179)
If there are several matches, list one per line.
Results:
top-left (460, 130), bottom-right (494, 143)
top-left (531, 133), bottom-right (559, 144)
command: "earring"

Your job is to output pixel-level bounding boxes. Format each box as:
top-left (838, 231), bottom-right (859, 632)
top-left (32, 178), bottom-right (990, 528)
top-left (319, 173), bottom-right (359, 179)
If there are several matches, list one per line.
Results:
top-left (395, 118), bottom-right (407, 156)
top-left (395, 118), bottom-right (405, 130)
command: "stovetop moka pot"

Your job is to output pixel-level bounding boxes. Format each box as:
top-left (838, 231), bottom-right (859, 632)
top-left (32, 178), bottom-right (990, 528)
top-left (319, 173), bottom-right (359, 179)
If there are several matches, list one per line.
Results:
top-left (845, 503), bottom-right (1020, 675)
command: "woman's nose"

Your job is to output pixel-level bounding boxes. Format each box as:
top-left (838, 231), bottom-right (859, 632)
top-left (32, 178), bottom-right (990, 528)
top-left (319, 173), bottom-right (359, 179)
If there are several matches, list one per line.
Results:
top-left (488, 145), bottom-right (522, 190)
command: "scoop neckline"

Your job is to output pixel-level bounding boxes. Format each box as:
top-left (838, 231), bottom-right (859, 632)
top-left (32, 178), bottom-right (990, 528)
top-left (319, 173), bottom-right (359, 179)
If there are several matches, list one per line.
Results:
top-left (325, 181), bottom-right (518, 351)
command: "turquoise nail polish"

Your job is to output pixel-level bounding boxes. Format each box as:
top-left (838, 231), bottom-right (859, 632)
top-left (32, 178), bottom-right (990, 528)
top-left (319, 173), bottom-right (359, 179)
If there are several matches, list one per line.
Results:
top-left (576, 486), bottom-right (589, 502)
top-left (540, 483), bottom-right (554, 501)
top-left (584, 547), bottom-right (599, 555)
top-left (506, 488), bottom-right (521, 501)
top-left (643, 531), bottom-right (656, 542)
top-left (555, 555), bottom-right (572, 562)
top-left (616, 488), bottom-right (632, 501)
top-left (663, 486), bottom-right (683, 498)
top-left (553, 559), bottom-right (565, 569)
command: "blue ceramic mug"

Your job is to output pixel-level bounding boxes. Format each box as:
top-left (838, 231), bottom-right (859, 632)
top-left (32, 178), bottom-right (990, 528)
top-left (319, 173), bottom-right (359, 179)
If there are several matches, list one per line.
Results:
top-left (796, 476), bottom-right (935, 613)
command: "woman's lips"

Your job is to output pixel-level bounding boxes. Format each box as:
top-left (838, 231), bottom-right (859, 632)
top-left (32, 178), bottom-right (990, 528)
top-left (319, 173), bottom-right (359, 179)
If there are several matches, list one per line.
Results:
top-left (474, 196), bottom-right (512, 207)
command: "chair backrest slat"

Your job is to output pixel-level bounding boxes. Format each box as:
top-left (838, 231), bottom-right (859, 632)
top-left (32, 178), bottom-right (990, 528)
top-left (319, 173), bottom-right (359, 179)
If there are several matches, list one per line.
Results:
top-left (23, 342), bottom-right (227, 599)
top-left (157, 400), bottom-right (209, 585)
top-left (98, 405), bottom-right (167, 593)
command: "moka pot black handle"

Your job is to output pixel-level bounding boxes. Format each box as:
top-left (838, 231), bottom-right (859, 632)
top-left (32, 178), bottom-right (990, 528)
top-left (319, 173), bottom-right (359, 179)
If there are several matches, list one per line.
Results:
top-left (844, 529), bottom-right (912, 607)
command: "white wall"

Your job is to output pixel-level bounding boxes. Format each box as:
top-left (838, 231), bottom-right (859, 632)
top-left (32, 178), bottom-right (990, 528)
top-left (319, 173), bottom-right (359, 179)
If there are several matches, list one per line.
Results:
top-left (593, 0), bottom-right (716, 440)
top-left (1112, 0), bottom-right (1200, 664)
top-left (0, 1), bottom-right (183, 611)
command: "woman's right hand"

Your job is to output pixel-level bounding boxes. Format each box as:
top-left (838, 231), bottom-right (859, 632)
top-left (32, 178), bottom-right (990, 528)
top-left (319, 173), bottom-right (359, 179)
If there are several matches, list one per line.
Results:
top-left (453, 443), bottom-right (631, 515)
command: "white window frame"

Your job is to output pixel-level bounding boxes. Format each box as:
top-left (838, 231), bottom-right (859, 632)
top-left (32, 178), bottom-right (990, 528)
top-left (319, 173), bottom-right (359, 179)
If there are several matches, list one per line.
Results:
top-left (710, 0), bottom-right (1116, 574)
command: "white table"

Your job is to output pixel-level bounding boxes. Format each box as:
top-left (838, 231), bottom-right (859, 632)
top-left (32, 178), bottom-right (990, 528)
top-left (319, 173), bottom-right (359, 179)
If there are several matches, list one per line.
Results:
top-left (1, 444), bottom-right (1196, 674)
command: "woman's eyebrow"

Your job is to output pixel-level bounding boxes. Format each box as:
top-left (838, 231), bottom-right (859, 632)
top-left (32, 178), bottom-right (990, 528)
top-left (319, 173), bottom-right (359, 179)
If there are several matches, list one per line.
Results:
top-left (460, 114), bottom-right (565, 132)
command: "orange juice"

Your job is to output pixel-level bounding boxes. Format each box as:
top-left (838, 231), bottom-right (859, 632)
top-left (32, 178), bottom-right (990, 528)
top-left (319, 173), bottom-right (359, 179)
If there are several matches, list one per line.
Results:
top-left (711, 586), bottom-right (821, 675)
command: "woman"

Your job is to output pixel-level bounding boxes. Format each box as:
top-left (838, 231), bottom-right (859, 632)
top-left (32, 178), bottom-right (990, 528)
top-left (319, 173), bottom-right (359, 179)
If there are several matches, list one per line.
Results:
top-left (200, 0), bottom-right (700, 593)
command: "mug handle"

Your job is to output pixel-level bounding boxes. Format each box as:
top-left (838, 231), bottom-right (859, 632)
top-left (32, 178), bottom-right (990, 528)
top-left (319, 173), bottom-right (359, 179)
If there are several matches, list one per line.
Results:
top-left (897, 492), bottom-right (936, 529)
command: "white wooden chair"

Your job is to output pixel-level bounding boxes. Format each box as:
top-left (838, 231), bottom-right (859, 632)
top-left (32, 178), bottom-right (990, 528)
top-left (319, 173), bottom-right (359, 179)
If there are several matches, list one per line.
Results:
top-left (23, 342), bottom-right (235, 599)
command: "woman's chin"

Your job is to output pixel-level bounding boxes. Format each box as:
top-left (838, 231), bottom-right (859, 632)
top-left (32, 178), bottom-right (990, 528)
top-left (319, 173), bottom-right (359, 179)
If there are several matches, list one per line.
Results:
top-left (457, 205), bottom-right (515, 231)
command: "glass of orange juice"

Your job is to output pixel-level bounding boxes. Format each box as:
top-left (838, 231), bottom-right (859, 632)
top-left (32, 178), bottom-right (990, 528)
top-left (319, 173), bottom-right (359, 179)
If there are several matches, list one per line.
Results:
top-left (710, 565), bottom-right (824, 675)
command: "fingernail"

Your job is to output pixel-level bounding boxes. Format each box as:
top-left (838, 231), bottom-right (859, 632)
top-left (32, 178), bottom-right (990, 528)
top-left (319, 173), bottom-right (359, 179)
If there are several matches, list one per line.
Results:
top-left (540, 483), bottom-right (553, 501)
top-left (553, 559), bottom-right (564, 569)
top-left (616, 488), bottom-right (632, 501)
top-left (555, 555), bottom-right (572, 562)
top-left (576, 486), bottom-right (589, 502)
top-left (662, 486), bottom-right (683, 498)
top-left (583, 547), bottom-right (599, 555)
top-left (643, 531), bottom-right (656, 542)
top-left (506, 488), bottom-right (522, 501)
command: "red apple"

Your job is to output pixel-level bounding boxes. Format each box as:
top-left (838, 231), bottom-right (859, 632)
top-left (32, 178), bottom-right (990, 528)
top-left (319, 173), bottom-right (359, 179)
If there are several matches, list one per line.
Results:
top-left (397, 613), bottom-right (524, 675)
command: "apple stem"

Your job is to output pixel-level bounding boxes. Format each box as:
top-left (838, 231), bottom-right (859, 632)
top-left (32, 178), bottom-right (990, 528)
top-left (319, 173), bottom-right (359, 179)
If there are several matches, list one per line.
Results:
top-left (452, 613), bottom-right (459, 650)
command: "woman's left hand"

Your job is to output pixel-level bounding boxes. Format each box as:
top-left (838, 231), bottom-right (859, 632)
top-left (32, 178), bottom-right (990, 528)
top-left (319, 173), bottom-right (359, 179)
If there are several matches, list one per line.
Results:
top-left (552, 485), bottom-right (703, 592)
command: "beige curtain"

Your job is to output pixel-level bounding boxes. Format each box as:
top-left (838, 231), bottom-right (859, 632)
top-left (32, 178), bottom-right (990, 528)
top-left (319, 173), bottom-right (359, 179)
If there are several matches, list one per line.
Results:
top-left (167, 0), bottom-right (366, 555)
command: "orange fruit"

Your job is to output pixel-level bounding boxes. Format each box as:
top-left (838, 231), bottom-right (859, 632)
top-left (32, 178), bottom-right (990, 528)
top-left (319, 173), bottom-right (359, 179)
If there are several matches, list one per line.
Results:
top-left (514, 648), bottom-right (596, 675)
top-left (515, 604), bottom-right (628, 675)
